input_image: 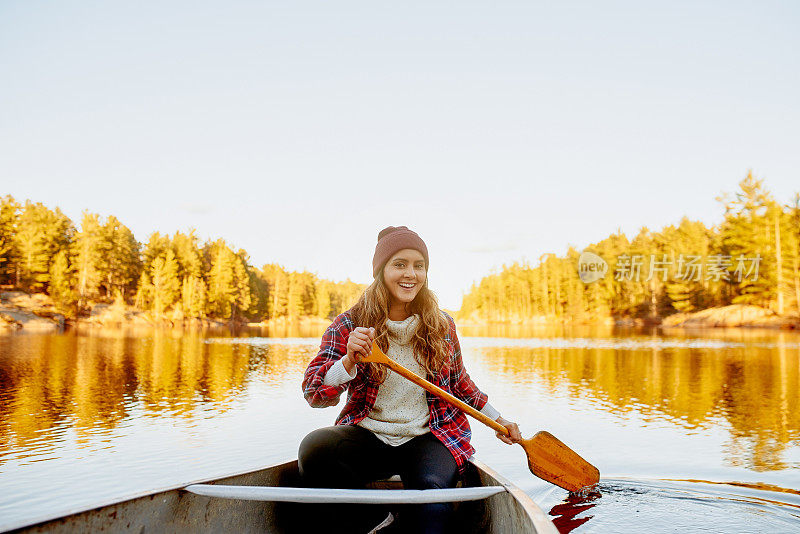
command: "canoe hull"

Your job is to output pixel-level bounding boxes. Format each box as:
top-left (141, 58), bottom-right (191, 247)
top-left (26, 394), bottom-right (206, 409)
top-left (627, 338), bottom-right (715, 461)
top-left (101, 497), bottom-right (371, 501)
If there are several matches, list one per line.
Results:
top-left (11, 464), bottom-right (294, 534)
top-left (9, 459), bottom-right (556, 534)
top-left (468, 459), bottom-right (557, 534)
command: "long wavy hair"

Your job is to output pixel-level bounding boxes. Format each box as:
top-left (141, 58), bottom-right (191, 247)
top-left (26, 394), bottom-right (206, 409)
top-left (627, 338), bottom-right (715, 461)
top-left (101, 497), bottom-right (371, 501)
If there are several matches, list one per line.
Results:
top-left (349, 269), bottom-right (450, 383)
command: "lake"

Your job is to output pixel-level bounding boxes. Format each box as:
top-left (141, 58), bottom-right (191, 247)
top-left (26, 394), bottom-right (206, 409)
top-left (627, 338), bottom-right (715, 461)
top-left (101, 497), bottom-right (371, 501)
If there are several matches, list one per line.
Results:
top-left (1, 324), bottom-right (799, 533)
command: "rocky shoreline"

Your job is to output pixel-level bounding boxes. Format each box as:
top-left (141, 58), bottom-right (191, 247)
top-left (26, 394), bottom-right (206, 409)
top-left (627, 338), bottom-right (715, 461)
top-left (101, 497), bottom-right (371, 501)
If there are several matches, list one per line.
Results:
top-left (458, 304), bottom-right (800, 330)
top-left (660, 304), bottom-right (799, 329)
top-left (0, 291), bottom-right (66, 331)
top-left (0, 291), bottom-right (337, 333)
top-left (0, 291), bottom-right (233, 332)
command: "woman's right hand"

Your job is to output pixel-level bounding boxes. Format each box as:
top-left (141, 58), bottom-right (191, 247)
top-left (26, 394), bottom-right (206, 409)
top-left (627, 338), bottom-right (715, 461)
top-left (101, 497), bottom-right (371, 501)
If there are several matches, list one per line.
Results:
top-left (343, 327), bottom-right (375, 373)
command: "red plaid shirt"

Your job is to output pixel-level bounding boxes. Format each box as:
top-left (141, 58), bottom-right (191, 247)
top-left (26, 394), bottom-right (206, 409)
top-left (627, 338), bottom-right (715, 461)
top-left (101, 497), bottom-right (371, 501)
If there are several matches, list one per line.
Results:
top-left (302, 310), bottom-right (488, 474)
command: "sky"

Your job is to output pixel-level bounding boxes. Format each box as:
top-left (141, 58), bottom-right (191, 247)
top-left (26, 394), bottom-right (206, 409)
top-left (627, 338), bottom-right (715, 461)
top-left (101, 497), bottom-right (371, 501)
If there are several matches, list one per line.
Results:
top-left (1, 1), bottom-right (798, 310)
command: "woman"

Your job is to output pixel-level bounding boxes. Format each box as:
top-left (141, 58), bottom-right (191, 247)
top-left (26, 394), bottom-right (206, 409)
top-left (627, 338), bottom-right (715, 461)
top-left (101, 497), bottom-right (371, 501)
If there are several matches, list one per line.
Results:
top-left (299, 225), bottom-right (521, 534)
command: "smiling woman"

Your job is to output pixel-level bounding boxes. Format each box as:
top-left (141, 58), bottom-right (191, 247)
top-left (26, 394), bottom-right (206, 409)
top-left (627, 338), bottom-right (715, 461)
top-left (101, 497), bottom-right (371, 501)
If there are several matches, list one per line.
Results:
top-left (382, 248), bottom-right (427, 319)
top-left (298, 226), bottom-right (523, 534)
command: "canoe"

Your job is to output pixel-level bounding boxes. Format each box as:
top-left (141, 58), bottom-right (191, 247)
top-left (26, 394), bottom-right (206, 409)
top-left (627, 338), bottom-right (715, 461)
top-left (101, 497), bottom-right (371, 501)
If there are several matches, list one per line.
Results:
top-left (6, 458), bottom-right (558, 533)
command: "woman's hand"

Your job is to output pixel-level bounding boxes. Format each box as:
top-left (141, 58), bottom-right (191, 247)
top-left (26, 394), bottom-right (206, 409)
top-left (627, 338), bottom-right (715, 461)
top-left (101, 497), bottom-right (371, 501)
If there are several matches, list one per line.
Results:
top-left (495, 416), bottom-right (522, 445)
top-left (342, 327), bottom-right (375, 374)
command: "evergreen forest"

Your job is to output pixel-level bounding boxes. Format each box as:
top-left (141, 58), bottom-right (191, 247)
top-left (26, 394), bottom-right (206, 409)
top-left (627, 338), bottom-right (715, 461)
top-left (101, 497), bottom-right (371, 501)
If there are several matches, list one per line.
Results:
top-left (459, 172), bottom-right (800, 322)
top-left (0, 200), bottom-right (364, 321)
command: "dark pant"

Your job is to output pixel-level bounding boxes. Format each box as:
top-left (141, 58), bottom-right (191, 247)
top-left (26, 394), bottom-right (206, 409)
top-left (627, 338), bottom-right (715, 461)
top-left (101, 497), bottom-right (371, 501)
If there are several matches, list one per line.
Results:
top-left (298, 425), bottom-right (459, 534)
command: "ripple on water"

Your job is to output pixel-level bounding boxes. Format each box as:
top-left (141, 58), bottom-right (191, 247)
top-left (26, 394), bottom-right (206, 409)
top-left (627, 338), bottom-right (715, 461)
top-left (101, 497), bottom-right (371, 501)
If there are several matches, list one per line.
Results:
top-left (204, 337), bottom-right (319, 346)
top-left (543, 478), bottom-right (800, 533)
top-left (460, 337), bottom-right (800, 350)
top-left (204, 333), bottom-right (800, 352)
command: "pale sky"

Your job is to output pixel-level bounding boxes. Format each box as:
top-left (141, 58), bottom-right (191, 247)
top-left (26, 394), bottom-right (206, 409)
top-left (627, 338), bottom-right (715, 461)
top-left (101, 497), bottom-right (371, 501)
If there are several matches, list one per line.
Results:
top-left (1, 1), bottom-right (798, 310)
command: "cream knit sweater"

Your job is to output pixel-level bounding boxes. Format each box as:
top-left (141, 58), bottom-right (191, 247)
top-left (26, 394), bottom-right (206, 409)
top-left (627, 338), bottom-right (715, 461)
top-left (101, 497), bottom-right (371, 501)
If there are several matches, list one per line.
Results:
top-left (322, 313), bottom-right (500, 446)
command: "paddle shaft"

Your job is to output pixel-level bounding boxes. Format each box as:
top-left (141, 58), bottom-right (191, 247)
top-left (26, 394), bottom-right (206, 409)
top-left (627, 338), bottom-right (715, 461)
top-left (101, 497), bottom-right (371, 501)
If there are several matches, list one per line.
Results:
top-left (365, 342), bottom-right (601, 492)
top-left (366, 346), bottom-right (509, 436)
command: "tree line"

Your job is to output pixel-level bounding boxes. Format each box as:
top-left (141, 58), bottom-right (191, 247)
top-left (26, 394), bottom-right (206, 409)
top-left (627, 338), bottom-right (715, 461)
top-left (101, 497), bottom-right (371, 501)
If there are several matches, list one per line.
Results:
top-left (0, 197), bottom-right (365, 321)
top-left (460, 172), bottom-right (800, 322)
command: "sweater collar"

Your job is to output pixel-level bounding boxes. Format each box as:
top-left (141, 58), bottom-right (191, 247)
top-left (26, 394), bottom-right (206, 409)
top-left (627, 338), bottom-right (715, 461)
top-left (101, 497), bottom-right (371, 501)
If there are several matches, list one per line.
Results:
top-left (385, 314), bottom-right (419, 344)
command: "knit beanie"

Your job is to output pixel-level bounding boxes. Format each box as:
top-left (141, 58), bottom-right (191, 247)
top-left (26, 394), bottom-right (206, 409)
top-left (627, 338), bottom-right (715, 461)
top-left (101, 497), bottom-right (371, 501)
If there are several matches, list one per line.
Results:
top-left (372, 226), bottom-right (429, 278)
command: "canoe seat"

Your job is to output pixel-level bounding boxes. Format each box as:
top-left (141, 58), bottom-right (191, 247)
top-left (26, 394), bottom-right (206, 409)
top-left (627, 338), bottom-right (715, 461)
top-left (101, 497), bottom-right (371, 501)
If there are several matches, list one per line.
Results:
top-left (183, 484), bottom-right (506, 504)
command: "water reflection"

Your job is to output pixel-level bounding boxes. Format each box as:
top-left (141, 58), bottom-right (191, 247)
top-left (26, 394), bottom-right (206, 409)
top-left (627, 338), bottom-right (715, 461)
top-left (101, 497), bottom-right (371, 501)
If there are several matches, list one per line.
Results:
top-left (468, 337), bottom-right (800, 472)
top-left (0, 331), bottom-right (312, 464)
top-left (549, 487), bottom-right (601, 533)
top-left (2, 328), bottom-right (799, 474)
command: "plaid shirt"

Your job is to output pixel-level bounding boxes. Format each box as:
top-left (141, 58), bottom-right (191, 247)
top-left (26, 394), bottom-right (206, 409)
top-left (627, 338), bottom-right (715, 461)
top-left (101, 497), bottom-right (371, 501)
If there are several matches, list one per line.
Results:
top-left (302, 310), bottom-right (488, 474)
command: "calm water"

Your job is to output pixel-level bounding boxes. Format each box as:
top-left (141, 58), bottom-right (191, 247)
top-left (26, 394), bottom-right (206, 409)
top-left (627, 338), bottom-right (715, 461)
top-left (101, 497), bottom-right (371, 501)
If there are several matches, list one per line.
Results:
top-left (1, 324), bottom-right (799, 533)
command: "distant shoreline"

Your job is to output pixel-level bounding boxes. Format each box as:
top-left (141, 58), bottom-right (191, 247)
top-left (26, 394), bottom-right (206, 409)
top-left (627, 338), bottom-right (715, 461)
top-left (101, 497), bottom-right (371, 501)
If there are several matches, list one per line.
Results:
top-left (0, 290), bottom-right (331, 333)
top-left (3, 290), bottom-right (798, 332)
top-left (457, 304), bottom-right (800, 330)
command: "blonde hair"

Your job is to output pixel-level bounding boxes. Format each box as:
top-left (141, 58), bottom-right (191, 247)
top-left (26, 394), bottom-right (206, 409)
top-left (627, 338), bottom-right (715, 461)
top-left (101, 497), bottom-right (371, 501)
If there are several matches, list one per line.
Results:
top-left (349, 270), bottom-right (450, 383)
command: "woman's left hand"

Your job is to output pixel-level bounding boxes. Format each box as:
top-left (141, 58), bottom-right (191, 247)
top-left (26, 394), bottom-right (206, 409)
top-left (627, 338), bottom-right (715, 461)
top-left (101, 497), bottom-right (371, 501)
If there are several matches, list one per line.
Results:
top-left (495, 417), bottom-right (522, 445)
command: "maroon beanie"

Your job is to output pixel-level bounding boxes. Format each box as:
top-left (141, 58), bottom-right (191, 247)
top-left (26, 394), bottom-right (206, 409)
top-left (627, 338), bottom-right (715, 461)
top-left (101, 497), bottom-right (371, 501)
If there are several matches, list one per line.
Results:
top-left (372, 226), bottom-right (429, 278)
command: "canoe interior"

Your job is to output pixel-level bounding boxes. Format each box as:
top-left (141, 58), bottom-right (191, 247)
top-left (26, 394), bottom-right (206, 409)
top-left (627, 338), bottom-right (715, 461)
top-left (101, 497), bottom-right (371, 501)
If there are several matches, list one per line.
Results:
top-left (10, 459), bottom-right (554, 534)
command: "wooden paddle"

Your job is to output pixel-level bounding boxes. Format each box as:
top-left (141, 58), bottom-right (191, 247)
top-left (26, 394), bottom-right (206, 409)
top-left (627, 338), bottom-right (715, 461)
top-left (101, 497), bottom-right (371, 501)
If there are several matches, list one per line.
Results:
top-left (363, 342), bottom-right (600, 493)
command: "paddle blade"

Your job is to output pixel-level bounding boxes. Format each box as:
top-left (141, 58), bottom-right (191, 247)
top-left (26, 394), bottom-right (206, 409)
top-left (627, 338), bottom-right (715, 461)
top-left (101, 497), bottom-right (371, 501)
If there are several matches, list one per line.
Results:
top-left (520, 431), bottom-right (600, 492)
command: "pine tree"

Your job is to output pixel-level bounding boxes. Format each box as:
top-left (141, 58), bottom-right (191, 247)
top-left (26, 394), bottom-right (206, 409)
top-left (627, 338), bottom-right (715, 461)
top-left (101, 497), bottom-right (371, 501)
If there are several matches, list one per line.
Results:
top-left (772, 202), bottom-right (791, 314)
top-left (72, 212), bottom-right (105, 303)
top-left (151, 250), bottom-right (180, 314)
top-left (261, 263), bottom-right (288, 319)
top-left (172, 230), bottom-right (203, 279)
top-left (48, 249), bottom-right (78, 316)
top-left (662, 218), bottom-right (713, 313)
top-left (134, 271), bottom-right (154, 310)
top-left (0, 195), bottom-right (20, 285)
top-left (314, 280), bottom-right (332, 319)
top-left (142, 233), bottom-right (171, 270)
top-left (231, 250), bottom-right (253, 320)
top-left (205, 240), bottom-right (238, 318)
top-left (13, 201), bottom-right (74, 291)
top-left (246, 268), bottom-right (270, 319)
top-left (717, 172), bottom-right (775, 307)
top-left (100, 215), bottom-right (141, 299)
top-left (181, 275), bottom-right (207, 318)
top-left (787, 193), bottom-right (800, 314)
top-left (286, 272), bottom-right (305, 320)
